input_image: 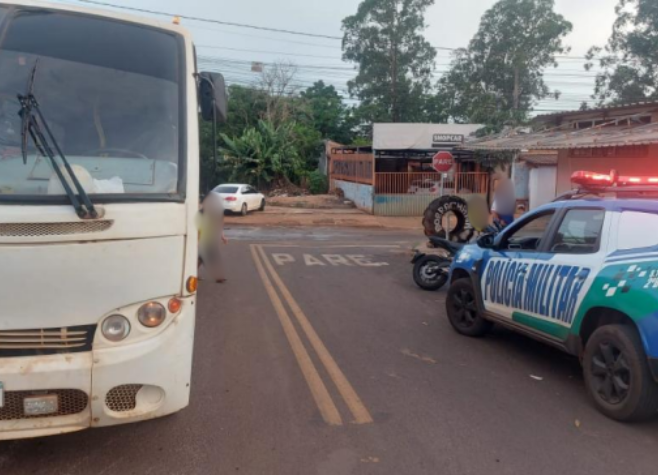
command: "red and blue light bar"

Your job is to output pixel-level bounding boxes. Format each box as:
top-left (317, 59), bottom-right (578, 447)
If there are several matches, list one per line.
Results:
top-left (571, 170), bottom-right (658, 187)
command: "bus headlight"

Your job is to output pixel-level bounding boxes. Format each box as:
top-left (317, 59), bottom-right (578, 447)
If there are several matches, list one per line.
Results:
top-left (137, 302), bottom-right (166, 328)
top-left (102, 315), bottom-right (131, 342)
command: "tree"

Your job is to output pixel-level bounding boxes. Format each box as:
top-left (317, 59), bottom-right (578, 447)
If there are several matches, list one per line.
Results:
top-left (300, 81), bottom-right (354, 144)
top-left (220, 120), bottom-right (305, 187)
top-left (199, 85), bottom-right (269, 191)
top-left (342, 0), bottom-right (437, 123)
top-left (258, 61), bottom-right (300, 126)
top-left (438, 0), bottom-right (572, 131)
top-left (586, 0), bottom-right (658, 104)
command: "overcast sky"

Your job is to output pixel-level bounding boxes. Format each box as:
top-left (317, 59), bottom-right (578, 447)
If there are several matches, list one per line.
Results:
top-left (54, 0), bottom-right (620, 112)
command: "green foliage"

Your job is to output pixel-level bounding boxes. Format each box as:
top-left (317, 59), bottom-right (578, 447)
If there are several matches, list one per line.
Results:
top-left (300, 81), bottom-right (355, 144)
top-left (293, 122), bottom-right (324, 169)
top-left (351, 136), bottom-right (372, 147)
top-left (308, 170), bottom-right (329, 195)
top-left (342, 0), bottom-right (438, 123)
top-left (200, 85), bottom-right (269, 191)
top-left (438, 0), bottom-right (572, 131)
top-left (586, 0), bottom-right (658, 104)
top-left (220, 120), bottom-right (307, 186)
top-left (201, 81), bottom-right (327, 189)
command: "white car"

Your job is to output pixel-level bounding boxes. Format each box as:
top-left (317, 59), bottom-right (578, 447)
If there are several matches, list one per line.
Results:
top-left (407, 179), bottom-right (442, 194)
top-left (212, 184), bottom-right (266, 216)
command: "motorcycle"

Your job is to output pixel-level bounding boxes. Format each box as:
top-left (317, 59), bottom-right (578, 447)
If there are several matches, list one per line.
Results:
top-left (411, 237), bottom-right (464, 291)
top-left (411, 220), bottom-right (504, 291)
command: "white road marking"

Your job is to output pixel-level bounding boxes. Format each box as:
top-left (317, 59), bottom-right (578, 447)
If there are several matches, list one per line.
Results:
top-left (322, 255), bottom-right (354, 266)
top-left (346, 255), bottom-right (389, 267)
top-left (272, 253), bottom-right (295, 266)
top-left (271, 251), bottom-right (390, 267)
top-left (304, 254), bottom-right (327, 266)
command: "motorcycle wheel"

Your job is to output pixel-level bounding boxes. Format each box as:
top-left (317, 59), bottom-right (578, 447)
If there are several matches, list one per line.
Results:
top-left (413, 255), bottom-right (450, 291)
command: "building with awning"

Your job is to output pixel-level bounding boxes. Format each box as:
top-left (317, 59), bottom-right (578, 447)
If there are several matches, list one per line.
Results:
top-left (464, 102), bottom-right (658, 207)
top-left (327, 123), bottom-right (489, 215)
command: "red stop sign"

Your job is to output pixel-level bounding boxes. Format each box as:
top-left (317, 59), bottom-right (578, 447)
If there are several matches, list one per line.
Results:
top-left (432, 151), bottom-right (454, 173)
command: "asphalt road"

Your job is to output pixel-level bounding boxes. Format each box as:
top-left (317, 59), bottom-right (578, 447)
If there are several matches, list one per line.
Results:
top-left (2, 227), bottom-right (658, 475)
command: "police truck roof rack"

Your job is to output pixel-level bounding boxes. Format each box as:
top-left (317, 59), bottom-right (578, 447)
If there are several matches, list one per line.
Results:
top-left (554, 170), bottom-right (658, 202)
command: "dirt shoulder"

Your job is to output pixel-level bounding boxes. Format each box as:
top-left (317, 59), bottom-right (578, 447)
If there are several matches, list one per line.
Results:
top-left (265, 194), bottom-right (354, 209)
top-left (225, 206), bottom-right (422, 231)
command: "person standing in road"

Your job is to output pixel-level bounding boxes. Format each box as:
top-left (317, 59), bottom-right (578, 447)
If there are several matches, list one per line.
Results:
top-left (197, 192), bottom-right (229, 283)
top-left (491, 166), bottom-right (516, 226)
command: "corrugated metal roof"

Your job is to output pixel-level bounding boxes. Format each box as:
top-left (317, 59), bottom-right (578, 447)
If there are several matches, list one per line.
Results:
top-left (534, 101), bottom-right (658, 121)
top-left (465, 121), bottom-right (658, 151)
top-left (522, 154), bottom-right (557, 166)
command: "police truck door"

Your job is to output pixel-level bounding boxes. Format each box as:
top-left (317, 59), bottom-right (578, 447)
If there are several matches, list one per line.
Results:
top-left (526, 208), bottom-right (608, 340)
top-left (481, 211), bottom-right (556, 321)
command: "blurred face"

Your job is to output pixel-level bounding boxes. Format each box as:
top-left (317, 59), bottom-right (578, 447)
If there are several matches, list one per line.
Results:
top-left (202, 193), bottom-right (223, 216)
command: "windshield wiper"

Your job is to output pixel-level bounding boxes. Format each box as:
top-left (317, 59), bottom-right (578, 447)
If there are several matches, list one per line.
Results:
top-left (17, 60), bottom-right (98, 219)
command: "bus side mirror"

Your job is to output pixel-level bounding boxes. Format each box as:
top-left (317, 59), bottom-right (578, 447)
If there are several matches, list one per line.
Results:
top-left (199, 72), bottom-right (228, 123)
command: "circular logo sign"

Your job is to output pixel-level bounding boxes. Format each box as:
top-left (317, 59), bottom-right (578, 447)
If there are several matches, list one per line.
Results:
top-left (432, 151), bottom-right (454, 173)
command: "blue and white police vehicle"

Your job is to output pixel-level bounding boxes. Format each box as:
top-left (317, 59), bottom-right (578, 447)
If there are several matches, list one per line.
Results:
top-left (447, 170), bottom-right (658, 421)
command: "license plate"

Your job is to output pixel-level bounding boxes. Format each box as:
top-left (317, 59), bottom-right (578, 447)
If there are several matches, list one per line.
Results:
top-left (24, 394), bottom-right (59, 416)
top-left (0, 382), bottom-right (3, 408)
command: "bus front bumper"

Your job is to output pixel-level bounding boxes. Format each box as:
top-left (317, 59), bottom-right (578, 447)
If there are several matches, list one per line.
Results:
top-left (0, 302), bottom-right (195, 441)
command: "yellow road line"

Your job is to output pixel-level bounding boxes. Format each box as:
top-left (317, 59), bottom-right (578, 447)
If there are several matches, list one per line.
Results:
top-left (257, 245), bottom-right (374, 425)
top-left (250, 245), bottom-right (343, 426)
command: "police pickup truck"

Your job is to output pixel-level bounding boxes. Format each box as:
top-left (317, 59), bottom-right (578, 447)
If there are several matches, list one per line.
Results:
top-left (447, 170), bottom-right (658, 421)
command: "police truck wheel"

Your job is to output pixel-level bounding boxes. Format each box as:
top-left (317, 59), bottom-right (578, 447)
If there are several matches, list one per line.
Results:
top-left (446, 279), bottom-right (493, 337)
top-left (240, 203), bottom-right (248, 216)
top-left (583, 324), bottom-right (658, 422)
top-left (422, 195), bottom-right (474, 242)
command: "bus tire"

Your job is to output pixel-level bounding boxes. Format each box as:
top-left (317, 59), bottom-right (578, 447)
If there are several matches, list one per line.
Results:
top-left (422, 195), bottom-right (474, 242)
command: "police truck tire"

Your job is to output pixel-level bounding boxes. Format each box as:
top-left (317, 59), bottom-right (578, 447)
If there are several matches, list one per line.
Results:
top-left (583, 324), bottom-right (658, 422)
top-left (446, 279), bottom-right (493, 337)
top-left (422, 195), bottom-right (474, 242)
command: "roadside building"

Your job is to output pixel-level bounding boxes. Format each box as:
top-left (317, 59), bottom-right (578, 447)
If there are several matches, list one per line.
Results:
top-left (467, 102), bottom-right (658, 209)
top-left (328, 123), bottom-right (488, 215)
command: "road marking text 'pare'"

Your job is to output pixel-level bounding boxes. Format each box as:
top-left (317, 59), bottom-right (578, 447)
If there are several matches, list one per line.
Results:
top-left (272, 254), bottom-right (389, 267)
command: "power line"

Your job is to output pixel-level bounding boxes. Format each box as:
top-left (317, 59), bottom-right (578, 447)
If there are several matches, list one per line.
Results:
top-left (70, 0), bottom-right (604, 63)
top-left (190, 24), bottom-right (342, 50)
top-left (52, 1), bottom-right (602, 110)
top-left (197, 45), bottom-right (342, 61)
top-left (73, 0), bottom-right (343, 40)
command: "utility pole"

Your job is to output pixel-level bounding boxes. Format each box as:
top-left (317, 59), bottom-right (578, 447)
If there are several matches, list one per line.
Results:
top-left (513, 66), bottom-right (520, 111)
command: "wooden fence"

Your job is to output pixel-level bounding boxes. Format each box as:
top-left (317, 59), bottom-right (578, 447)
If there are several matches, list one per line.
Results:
top-left (329, 151), bottom-right (374, 186)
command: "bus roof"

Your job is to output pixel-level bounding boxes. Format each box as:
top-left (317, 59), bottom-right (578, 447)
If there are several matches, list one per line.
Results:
top-left (1, 0), bottom-right (193, 40)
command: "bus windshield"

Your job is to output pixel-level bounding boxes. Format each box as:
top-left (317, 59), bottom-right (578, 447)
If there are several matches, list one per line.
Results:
top-left (0, 6), bottom-right (184, 199)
